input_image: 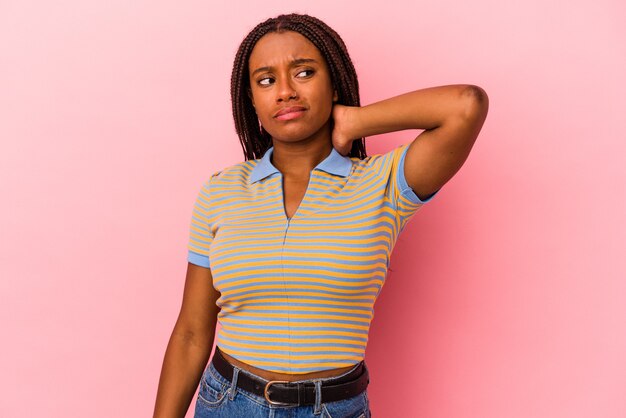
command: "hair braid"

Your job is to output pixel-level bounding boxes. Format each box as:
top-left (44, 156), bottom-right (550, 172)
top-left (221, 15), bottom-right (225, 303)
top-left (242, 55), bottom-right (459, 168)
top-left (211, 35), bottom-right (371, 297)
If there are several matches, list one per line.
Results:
top-left (230, 13), bottom-right (367, 160)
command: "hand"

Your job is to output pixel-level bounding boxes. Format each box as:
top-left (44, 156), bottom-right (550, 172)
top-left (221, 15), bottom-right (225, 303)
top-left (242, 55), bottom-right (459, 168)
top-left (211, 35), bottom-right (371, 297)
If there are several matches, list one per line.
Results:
top-left (331, 104), bottom-right (359, 156)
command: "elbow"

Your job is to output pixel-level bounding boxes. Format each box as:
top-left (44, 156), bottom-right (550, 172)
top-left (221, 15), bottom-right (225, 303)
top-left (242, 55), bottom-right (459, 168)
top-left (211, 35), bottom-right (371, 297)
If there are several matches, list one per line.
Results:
top-left (459, 85), bottom-right (489, 122)
top-left (463, 84), bottom-right (488, 104)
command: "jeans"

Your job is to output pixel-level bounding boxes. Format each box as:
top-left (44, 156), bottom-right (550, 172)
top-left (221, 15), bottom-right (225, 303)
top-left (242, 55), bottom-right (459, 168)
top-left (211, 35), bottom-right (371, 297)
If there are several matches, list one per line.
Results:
top-left (194, 360), bottom-right (372, 418)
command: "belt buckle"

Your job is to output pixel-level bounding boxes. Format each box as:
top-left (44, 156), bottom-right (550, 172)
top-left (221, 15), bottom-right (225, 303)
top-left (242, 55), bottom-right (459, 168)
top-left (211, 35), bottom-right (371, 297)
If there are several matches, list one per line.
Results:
top-left (264, 380), bottom-right (293, 406)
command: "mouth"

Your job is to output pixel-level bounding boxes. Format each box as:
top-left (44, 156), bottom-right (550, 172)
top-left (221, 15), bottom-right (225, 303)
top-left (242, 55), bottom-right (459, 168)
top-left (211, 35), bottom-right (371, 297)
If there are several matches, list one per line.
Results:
top-left (274, 106), bottom-right (307, 121)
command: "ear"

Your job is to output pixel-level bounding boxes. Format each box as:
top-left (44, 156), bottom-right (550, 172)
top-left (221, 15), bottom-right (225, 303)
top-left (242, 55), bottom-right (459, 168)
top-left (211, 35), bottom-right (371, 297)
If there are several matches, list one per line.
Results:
top-left (332, 89), bottom-right (338, 103)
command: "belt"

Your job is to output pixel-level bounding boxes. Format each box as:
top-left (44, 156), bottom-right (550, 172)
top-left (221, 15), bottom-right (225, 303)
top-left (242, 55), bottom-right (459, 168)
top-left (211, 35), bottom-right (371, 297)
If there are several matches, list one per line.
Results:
top-left (210, 346), bottom-right (370, 406)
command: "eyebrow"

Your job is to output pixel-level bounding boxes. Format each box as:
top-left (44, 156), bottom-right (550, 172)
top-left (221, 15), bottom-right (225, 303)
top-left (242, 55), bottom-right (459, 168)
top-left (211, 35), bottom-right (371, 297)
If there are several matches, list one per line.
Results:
top-left (250, 58), bottom-right (318, 77)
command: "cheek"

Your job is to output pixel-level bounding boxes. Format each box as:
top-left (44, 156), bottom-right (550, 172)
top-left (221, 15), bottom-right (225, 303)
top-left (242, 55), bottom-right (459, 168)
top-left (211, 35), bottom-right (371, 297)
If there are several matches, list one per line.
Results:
top-left (254, 104), bottom-right (273, 125)
top-left (249, 94), bottom-right (270, 121)
top-left (315, 91), bottom-right (335, 118)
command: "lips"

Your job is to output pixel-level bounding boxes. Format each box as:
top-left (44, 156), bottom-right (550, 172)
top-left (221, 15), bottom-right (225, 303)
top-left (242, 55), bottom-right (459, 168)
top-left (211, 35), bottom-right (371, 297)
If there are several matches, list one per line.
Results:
top-left (274, 106), bottom-right (307, 118)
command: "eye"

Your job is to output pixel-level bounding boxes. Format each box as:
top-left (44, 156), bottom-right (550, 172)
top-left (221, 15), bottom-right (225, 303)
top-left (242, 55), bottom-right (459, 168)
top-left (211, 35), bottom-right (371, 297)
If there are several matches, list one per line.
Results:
top-left (258, 76), bottom-right (274, 86)
top-left (296, 69), bottom-right (315, 78)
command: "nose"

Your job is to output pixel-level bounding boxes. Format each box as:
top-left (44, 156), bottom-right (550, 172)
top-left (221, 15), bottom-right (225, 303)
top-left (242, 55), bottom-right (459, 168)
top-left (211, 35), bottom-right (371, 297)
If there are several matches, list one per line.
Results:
top-left (276, 75), bottom-right (298, 102)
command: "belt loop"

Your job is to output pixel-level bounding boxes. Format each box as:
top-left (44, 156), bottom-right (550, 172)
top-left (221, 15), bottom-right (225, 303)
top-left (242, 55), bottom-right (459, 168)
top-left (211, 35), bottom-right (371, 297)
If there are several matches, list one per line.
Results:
top-left (228, 367), bottom-right (240, 400)
top-left (313, 379), bottom-right (322, 415)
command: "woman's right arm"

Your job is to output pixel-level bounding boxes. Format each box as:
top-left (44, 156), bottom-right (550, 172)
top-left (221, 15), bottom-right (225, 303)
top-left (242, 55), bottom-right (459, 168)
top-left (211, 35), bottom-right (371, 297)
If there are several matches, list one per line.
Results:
top-left (153, 262), bottom-right (221, 418)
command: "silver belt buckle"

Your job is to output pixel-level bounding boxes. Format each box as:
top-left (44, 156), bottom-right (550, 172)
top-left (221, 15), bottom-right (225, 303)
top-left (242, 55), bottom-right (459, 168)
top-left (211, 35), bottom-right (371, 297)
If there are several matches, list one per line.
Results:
top-left (264, 380), bottom-right (293, 406)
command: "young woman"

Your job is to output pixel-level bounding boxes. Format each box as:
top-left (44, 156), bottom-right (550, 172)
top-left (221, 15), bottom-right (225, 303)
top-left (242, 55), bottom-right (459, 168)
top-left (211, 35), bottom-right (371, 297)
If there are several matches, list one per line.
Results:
top-left (154, 13), bottom-right (488, 418)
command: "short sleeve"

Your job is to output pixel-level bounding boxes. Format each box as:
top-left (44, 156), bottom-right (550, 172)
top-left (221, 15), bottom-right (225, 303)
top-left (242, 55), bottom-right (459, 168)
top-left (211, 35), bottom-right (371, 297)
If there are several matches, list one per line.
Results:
top-left (387, 143), bottom-right (439, 226)
top-left (187, 179), bottom-right (215, 268)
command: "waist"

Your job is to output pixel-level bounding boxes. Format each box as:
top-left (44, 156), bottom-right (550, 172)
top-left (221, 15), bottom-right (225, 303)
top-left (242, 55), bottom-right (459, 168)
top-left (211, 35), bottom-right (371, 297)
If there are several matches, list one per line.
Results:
top-left (217, 346), bottom-right (361, 382)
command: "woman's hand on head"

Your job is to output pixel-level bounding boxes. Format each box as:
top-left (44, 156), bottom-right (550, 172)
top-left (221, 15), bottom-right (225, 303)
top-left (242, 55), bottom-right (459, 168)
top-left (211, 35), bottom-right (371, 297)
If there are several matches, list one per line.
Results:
top-left (331, 104), bottom-right (360, 156)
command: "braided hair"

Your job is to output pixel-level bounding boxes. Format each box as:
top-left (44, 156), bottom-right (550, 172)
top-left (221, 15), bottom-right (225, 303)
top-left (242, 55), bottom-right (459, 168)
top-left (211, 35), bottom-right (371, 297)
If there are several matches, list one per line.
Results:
top-left (231, 13), bottom-right (367, 160)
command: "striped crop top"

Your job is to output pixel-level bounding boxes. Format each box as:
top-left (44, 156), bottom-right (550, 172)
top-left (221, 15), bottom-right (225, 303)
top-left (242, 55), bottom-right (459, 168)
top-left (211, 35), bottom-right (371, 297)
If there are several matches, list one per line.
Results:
top-left (187, 143), bottom-right (437, 374)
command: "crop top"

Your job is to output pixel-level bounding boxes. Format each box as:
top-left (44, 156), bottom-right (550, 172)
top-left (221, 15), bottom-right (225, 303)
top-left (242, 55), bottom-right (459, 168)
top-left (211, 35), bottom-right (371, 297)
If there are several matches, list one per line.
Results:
top-left (187, 143), bottom-right (437, 374)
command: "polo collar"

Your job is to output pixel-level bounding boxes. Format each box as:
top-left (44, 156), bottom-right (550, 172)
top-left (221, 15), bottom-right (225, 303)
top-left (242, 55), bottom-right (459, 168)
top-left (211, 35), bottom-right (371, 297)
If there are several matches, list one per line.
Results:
top-left (248, 146), bottom-right (352, 184)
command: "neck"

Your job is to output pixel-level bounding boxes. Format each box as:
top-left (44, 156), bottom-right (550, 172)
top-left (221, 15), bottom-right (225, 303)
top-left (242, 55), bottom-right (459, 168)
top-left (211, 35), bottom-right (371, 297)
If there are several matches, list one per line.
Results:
top-left (270, 127), bottom-right (332, 179)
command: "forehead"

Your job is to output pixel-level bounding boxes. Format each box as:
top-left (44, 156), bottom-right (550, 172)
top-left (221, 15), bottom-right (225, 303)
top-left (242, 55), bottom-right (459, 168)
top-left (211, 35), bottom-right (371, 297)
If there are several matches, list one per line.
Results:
top-left (249, 31), bottom-right (325, 71)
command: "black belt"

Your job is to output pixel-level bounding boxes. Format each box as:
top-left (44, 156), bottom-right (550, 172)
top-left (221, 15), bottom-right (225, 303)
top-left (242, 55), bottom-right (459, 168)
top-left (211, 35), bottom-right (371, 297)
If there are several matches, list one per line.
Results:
top-left (210, 346), bottom-right (370, 406)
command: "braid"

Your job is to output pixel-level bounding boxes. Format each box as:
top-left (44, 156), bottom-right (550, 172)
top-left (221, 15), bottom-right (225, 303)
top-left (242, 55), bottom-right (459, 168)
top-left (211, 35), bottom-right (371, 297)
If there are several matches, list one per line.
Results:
top-left (230, 13), bottom-right (367, 160)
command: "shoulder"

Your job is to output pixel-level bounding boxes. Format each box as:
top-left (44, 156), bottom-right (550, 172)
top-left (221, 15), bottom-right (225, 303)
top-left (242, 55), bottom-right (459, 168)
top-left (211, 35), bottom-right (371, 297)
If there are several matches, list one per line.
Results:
top-left (350, 144), bottom-right (408, 172)
top-left (205, 160), bottom-right (258, 186)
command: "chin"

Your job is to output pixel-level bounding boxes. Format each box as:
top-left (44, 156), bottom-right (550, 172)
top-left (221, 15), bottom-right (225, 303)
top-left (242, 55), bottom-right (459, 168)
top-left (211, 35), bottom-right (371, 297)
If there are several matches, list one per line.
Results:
top-left (267, 128), bottom-right (320, 143)
top-left (267, 120), bottom-right (331, 144)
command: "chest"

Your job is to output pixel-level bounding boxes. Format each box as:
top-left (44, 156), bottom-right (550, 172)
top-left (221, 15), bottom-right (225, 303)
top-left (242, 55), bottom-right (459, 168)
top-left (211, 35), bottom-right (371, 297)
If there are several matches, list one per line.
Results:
top-left (282, 176), bottom-right (309, 220)
top-left (206, 172), bottom-right (399, 287)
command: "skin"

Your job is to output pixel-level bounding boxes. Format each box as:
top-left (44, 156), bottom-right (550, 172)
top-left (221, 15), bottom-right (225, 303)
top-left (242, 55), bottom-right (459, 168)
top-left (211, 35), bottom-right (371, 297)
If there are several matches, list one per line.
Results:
top-left (332, 85), bottom-right (489, 200)
top-left (153, 263), bottom-right (220, 418)
top-left (153, 30), bottom-right (488, 417)
top-left (247, 31), bottom-right (340, 220)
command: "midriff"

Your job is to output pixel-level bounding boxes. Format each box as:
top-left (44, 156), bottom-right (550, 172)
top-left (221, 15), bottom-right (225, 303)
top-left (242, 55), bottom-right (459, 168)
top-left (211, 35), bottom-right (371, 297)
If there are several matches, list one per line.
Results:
top-left (219, 349), bottom-right (358, 382)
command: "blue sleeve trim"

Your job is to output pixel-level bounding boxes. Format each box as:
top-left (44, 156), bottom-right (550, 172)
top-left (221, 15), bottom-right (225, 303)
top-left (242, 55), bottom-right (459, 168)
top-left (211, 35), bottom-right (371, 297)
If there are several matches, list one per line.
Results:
top-left (188, 251), bottom-right (210, 268)
top-left (398, 144), bottom-right (439, 204)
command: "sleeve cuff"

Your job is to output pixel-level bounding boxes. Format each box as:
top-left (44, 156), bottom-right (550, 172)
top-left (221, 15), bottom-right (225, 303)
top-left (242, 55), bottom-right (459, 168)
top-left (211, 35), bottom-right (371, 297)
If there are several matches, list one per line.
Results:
top-left (398, 144), bottom-right (439, 204)
top-left (188, 251), bottom-right (210, 268)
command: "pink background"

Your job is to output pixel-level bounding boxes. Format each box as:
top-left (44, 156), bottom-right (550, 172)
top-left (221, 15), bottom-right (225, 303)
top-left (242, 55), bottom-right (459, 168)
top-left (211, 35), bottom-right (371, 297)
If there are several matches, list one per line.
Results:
top-left (1, 0), bottom-right (625, 417)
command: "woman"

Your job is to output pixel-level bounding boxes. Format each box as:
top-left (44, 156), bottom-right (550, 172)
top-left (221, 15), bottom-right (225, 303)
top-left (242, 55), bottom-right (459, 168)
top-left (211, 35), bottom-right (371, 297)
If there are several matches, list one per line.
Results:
top-left (154, 13), bottom-right (488, 418)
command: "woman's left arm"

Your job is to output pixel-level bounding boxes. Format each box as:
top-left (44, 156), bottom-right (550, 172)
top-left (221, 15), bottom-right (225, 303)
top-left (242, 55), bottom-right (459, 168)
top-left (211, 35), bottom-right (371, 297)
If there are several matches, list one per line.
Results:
top-left (333, 84), bottom-right (489, 201)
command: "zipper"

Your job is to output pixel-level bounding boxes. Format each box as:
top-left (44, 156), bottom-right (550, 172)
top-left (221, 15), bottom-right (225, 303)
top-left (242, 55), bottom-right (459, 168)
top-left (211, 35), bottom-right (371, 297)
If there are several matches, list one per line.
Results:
top-left (282, 218), bottom-right (290, 245)
top-left (281, 216), bottom-right (292, 367)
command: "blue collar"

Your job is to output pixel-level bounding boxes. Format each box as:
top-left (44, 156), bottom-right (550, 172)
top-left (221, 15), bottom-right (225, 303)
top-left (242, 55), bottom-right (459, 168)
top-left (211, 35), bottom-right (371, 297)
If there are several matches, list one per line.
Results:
top-left (248, 146), bottom-right (353, 184)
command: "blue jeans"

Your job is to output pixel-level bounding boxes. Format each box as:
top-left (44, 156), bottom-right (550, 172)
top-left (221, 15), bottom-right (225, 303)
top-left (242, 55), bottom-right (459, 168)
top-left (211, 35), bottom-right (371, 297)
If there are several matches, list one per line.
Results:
top-left (194, 360), bottom-right (372, 417)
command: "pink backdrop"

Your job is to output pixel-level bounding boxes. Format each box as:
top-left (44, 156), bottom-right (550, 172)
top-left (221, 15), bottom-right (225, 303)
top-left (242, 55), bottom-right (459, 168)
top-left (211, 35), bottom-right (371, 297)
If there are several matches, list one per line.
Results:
top-left (1, 1), bottom-right (625, 417)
